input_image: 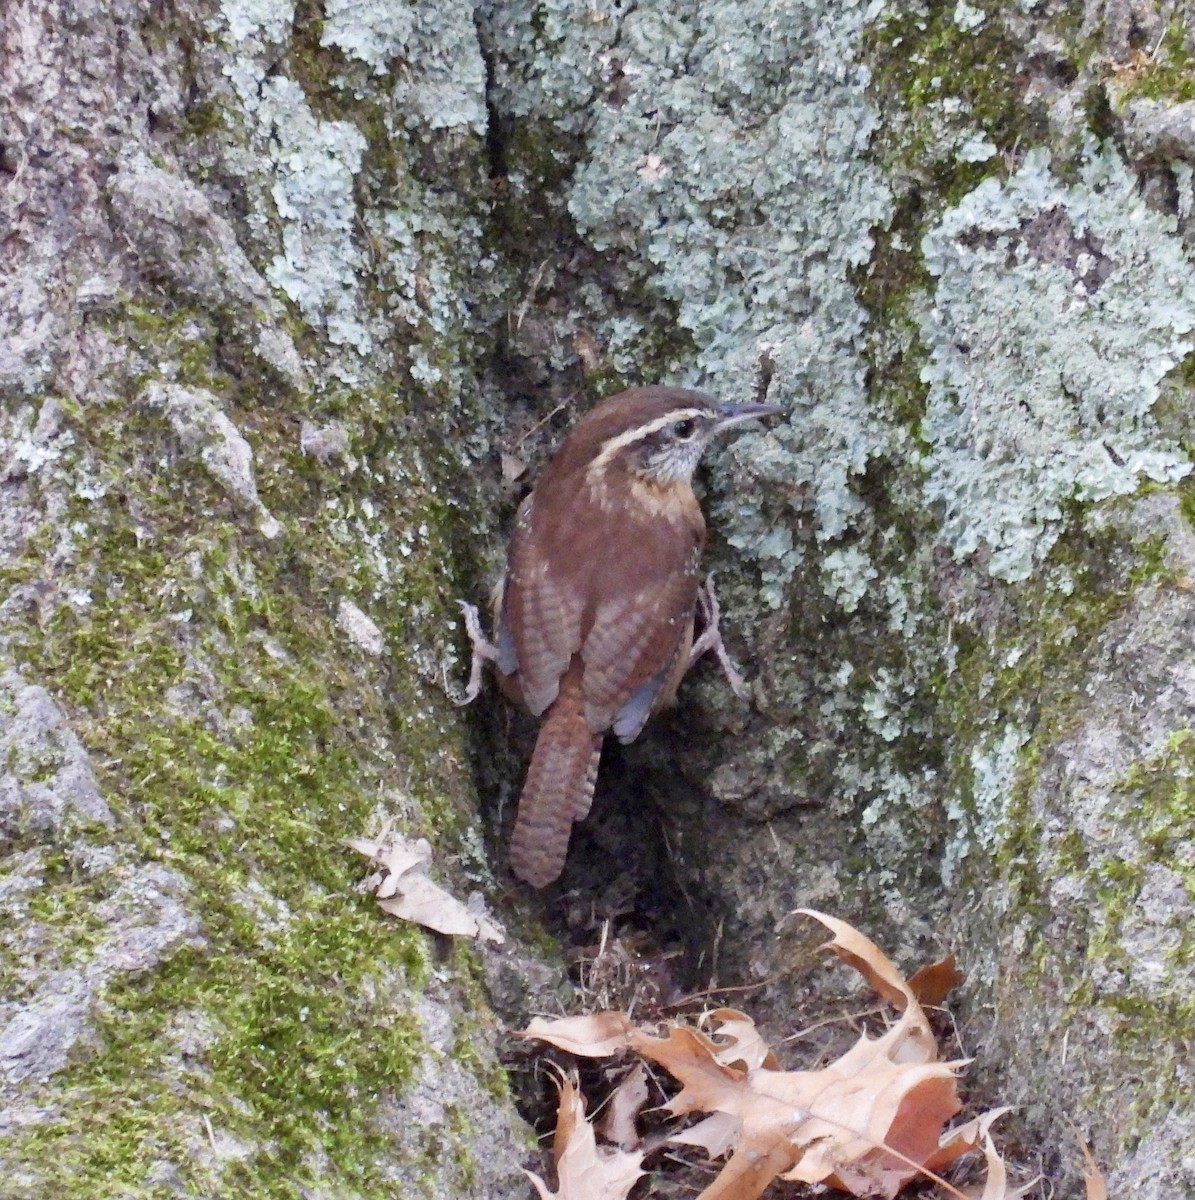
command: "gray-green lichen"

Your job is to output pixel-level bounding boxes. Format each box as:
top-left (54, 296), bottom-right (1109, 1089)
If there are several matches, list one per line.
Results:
top-left (481, 2), bottom-right (1195, 1194)
top-left (919, 142), bottom-right (1195, 582)
top-left (563, 0), bottom-right (897, 595)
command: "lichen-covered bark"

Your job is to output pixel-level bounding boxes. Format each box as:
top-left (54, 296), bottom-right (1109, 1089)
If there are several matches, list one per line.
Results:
top-left (477, 0), bottom-right (1195, 1196)
top-left (5, 0), bottom-right (1195, 1197)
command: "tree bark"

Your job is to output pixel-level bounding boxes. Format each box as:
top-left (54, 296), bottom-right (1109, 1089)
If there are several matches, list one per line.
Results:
top-left (3, 0), bottom-right (1194, 1197)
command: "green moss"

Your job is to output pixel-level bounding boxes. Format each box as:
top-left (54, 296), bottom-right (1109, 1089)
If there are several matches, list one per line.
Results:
top-left (123, 302), bottom-right (236, 397)
top-left (5, 526), bottom-right (439, 1190)
top-left (1109, 19), bottom-right (1195, 105)
top-left (0, 320), bottom-right (502, 1195)
top-left (1178, 475), bottom-right (1195, 537)
top-left (864, 1), bottom-right (1047, 206)
top-left (1068, 728), bottom-right (1195, 1113)
top-left (1116, 729), bottom-right (1195, 854)
top-left (185, 98), bottom-right (227, 139)
top-left (936, 519), bottom-right (1195, 1123)
top-left (936, 510), bottom-right (1170, 924)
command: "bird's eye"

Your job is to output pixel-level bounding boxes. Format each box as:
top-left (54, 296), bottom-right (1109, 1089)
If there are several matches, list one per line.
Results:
top-left (673, 418), bottom-right (697, 440)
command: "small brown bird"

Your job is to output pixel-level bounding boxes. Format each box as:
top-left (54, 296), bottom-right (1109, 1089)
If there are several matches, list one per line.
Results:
top-left (462, 386), bottom-right (783, 887)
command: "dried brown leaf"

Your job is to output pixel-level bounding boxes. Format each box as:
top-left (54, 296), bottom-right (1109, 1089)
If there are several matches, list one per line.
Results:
top-left (782, 1061), bottom-right (962, 1195)
top-left (700, 1009), bottom-right (780, 1071)
top-left (598, 1064), bottom-right (648, 1149)
top-left (669, 1112), bottom-right (742, 1160)
top-left (525, 1074), bottom-right (645, 1200)
top-left (347, 834), bottom-right (430, 897)
top-left (795, 909), bottom-right (937, 1064)
top-left (956, 1134), bottom-right (1039, 1200)
top-left (573, 329), bottom-right (603, 374)
top-left (501, 451), bottom-right (528, 482)
top-left (1077, 1135), bottom-right (1108, 1200)
top-left (518, 915), bottom-right (1025, 1200)
top-left (635, 917), bottom-right (977, 1200)
top-left (628, 1026), bottom-right (747, 1120)
top-left (349, 835), bottom-right (504, 943)
top-left (519, 1012), bottom-right (634, 1058)
top-left (695, 1125), bottom-right (801, 1200)
top-left (908, 954), bottom-right (965, 1008)
top-left (631, 1020), bottom-right (962, 1200)
top-left (925, 1107), bottom-right (1012, 1171)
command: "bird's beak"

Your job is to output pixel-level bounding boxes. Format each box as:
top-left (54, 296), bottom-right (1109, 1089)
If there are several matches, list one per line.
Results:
top-left (714, 402), bottom-right (786, 432)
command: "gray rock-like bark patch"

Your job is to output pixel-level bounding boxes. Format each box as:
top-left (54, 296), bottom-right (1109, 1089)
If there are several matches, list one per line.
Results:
top-left (0, 864), bottom-right (202, 1084)
top-left (0, 670), bottom-right (112, 843)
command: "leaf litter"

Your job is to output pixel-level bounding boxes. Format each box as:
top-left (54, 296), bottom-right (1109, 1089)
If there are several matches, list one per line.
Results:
top-left (518, 910), bottom-right (1046, 1199)
top-left (526, 1070), bottom-right (646, 1200)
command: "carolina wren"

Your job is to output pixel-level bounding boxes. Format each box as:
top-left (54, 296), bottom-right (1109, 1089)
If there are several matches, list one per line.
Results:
top-left (462, 386), bottom-right (783, 888)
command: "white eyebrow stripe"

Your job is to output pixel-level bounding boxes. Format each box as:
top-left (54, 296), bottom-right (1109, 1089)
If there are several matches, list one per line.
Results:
top-left (585, 408), bottom-right (711, 475)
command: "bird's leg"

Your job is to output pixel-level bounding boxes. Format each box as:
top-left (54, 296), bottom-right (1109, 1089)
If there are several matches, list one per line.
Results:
top-left (688, 574), bottom-right (750, 699)
top-left (455, 600), bottom-right (502, 705)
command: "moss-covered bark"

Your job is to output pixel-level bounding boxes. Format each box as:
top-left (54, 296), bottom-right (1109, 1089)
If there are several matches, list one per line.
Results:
top-left (0, 1), bottom-right (538, 1196)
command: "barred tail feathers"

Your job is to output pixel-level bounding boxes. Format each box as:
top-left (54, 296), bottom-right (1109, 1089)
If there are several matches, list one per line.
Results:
top-left (508, 676), bottom-right (602, 889)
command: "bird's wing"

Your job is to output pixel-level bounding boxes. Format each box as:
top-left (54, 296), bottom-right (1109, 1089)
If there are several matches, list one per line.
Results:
top-left (504, 479), bottom-right (702, 732)
top-left (580, 533), bottom-right (701, 736)
top-left (501, 491), bottom-right (586, 716)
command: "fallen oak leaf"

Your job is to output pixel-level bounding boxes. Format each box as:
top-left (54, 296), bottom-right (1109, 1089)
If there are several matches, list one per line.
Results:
top-left (1076, 1133), bottom-right (1108, 1200)
top-left (377, 876), bottom-right (505, 941)
top-left (787, 916), bottom-right (972, 1195)
top-left (795, 909), bottom-right (936, 1064)
top-left (359, 836), bottom-right (432, 897)
top-left (348, 835), bottom-right (504, 944)
top-left (597, 1063), bottom-right (648, 1149)
top-left (791, 1062), bottom-right (963, 1197)
top-left (669, 1111), bottom-right (742, 1160)
top-left (908, 954), bottom-right (966, 1009)
top-left (629, 1025), bottom-right (747, 1121)
top-left (526, 1072), bottom-right (646, 1200)
top-left (956, 1134), bottom-right (1039, 1200)
top-left (699, 1008), bottom-right (780, 1071)
top-left (636, 1023), bottom-right (965, 1200)
top-left (924, 1107), bottom-right (1013, 1172)
top-left (518, 1012), bottom-right (635, 1058)
top-left (518, 916), bottom-right (1011, 1200)
top-left (694, 1122), bottom-right (803, 1200)
top-left (649, 915), bottom-right (978, 1200)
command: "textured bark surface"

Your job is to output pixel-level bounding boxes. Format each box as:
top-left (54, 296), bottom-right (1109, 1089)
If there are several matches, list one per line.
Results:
top-left (3, 0), bottom-right (1195, 1197)
top-left (0, 1), bottom-right (538, 1195)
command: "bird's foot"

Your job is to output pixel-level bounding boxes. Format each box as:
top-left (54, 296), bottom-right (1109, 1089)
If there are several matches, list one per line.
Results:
top-left (455, 600), bottom-right (502, 706)
top-left (689, 574), bottom-right (750, 700)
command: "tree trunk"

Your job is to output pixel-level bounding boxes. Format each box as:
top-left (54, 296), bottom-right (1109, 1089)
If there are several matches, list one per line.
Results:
top-left (2, 0), bottom-right (1193, 1197)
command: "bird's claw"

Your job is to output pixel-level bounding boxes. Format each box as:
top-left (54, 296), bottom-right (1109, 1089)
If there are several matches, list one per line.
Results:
top-left (689, 574), bottom-right (750, 700)
top-left (455, 599), bottom-right (501, 706)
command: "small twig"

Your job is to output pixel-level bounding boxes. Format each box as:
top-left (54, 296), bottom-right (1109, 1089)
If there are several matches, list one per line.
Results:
top-left (1150, 19), bottom-right (1170, 59)
top-left (707, 916), bottom-right (724, 996)
top-left (665, 973), bottom-right (785, 1010)
top-left (779, 1006), bottom-right (887, 1044)
top-left (513, 257), bottom-right (553, 334)
top-left (514, 399), bottom-right (570, 452)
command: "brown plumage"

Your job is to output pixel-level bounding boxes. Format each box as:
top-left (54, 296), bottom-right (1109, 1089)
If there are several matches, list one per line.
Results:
top-left (488, 386), bottom-right (782, 887)
top-left (505, 667), bottom-right (602, 888)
